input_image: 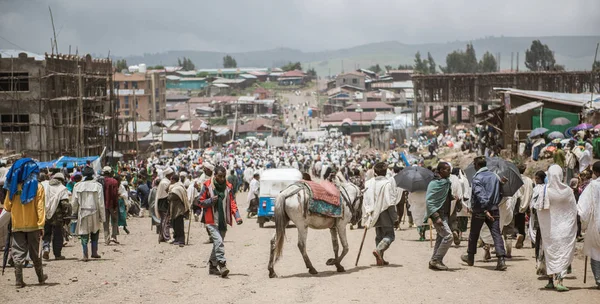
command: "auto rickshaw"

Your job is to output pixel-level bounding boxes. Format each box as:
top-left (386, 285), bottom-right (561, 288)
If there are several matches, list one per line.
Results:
top-left (256, 168), bottom-right (302, 228)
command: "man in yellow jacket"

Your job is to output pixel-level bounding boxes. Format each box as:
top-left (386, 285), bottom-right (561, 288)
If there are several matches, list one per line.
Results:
top-left (3, 158), bottom-right (47, 288)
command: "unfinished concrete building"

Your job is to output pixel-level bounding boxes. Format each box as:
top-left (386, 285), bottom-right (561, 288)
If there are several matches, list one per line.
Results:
top-left (0, 51), bottom-right (115, 161)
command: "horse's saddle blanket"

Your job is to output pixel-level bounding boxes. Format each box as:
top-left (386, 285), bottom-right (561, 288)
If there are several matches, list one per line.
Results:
top-left (308, 200), bottom-right (342, 218)
top-left (302, 180), bottom-right (340, 206)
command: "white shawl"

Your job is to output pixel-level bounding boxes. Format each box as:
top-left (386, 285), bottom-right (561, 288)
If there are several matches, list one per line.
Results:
top-left (41, 179), bottom-right (70, 220)
top-left (517, 175), bottom-right (534, 213)
top-left (362, 176), bottom-right (397, 228)
top-left (577, 179), bottom-right (600, 261)
top-left (537, 165), bottom-right (577, 275)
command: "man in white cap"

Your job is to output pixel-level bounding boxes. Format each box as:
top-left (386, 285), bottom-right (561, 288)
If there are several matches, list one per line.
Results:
top-left (41, 173), bottom-right (71, 260)
top-left (155, 167), bottom-right (174, 242)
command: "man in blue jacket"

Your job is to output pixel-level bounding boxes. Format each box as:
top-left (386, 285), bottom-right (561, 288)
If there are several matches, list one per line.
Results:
top-left (461, 156), bottom-right (507, 270)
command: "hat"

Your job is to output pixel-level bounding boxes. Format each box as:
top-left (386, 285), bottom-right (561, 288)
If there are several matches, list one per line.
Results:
top-left (53, 173), bottom-right (65, 181)
top-left (203, 162), bottom-right (215, 171)
top-left (163, 167), bottom-right (174, 176)
top-left (102, 166), bottom-right (112, 173)
top-left (82, 167), bottom-right (95, 177)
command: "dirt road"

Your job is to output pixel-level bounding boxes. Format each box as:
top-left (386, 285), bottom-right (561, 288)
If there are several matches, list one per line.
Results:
top-left (1, 191), bottom-right (597, 304)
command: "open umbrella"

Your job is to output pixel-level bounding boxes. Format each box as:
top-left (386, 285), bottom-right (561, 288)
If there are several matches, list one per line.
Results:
top-left (464, 157), bottom-right (524, 197)
top-left (594, 124), bottom-right (600, 130)
top-left (394, 166), bottom-right (434, 192)
top-left (529, 127), bottom-right (549, 138)
top-left (547, 131), bottom-right (565, 139)
top-left (574, 123), bottom-right (594, 131)
top-left (550, 117), bottom-right (571, 126)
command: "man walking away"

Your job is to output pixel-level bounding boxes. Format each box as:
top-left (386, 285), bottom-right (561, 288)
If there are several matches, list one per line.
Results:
top-left (41, 173), bottom-right (71, 260)
top-left (576, 161), bottom-right (600, 290)
top-left (4, 158), bottom-right (47, 288)
top-left (71, 167), bottom-right (105, 261)
top-left (461, 156), bottom-right (508, 271)
top-left (101, 166), bottom-right (119, 245)
top-left (425, 162), bottom-right (453, 270)
top-left (362, 162), bottom-right (398, 266)
top-left (155, 168), bottom-right (174, 243)
top-left (168, 174), bottom-right (189, 247)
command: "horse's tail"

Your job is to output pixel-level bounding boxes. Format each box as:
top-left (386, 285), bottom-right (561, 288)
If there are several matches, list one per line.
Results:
top-left (273, 187), bottom-right (291, 262)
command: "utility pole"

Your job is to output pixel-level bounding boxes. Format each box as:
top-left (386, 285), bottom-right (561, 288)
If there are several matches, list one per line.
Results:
top-left (132, 89), bottom-right (139, 153)
top-left (232, 99), bottom-right (239, 141)
top-left (187, 90), bottom-right (194, 149)
top-left (77, 65), bottom-right (84, 157)
top-left (49, 6), bottom-right (59, 54)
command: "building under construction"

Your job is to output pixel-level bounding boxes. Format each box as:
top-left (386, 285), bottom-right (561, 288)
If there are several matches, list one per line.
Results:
top-left (412, 71), bottom-right (600, 125)
top-left (0, 50), bottom-right (115, 161)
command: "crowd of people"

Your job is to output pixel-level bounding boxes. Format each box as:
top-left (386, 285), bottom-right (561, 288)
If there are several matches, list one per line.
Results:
top-left (0, 128), bottom-right (599, 291)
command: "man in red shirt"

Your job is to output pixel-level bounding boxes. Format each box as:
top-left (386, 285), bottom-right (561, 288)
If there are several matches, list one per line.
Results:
top-left (99, 166), bottom-right (119, 245)
top-left (196, 166), bottom-right (243, 278)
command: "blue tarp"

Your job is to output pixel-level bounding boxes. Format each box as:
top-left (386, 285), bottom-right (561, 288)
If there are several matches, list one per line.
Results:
top-left (37, 160), bottom-right (59, 169)
top-left (55, 156), bottom-right (99, 169)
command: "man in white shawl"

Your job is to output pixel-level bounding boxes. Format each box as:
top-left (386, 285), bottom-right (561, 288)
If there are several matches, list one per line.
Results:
top-left (362, 162), bottom-right (399, 266)
top-left (514, 165), bottom-right (534, 249)
top-left (536, 165), bottom-right (577, 292)
top-left (71, 167), bottom-right (106, 261)
top-left (41, 173), bottom-right (71, 260)
top-left (577, 161), bottom-right (600, 289)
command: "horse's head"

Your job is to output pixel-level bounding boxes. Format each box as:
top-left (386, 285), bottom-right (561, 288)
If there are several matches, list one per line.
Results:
top-left (340, 182), bottom-right (363, 226)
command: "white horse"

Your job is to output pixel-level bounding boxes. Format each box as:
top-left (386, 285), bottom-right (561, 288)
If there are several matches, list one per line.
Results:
top-left (268, 182), bottom-right (362, 278)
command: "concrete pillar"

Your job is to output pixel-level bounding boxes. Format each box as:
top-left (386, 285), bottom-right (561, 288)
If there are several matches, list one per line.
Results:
top-left (429, 106), bottom-right (434, 120)
top-left (443, 106), bottom-right (449, 126)
top-left (457, 105), bottom-right (463, 123)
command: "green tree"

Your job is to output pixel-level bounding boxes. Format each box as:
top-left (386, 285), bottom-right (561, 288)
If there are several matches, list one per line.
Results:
top-left (178, 57), bottom-right (195, 71)
top-left (397, 64), bottom-right (414, 70)
top-left (306, 67), bottom-right (317, 79)
top-left (464, 43), bottom-right (478, 73)
top-left (115, 59), bottom-right (128, 71)
top-left (196, 71), bottom-right (209, 78)
top-left (414, 52), bottom-right (429, 74)
top-left (384, 65), bottom-right (393, 72)
top-left (427, 52), bottom-right (436, 74)
top-left (525, 40), bottom-right (557, 71)
top-left (223, 55), bottom-right (237, 68)
top-left (281, 61), bottom-right (302, 71)
top-left (478, 51), bottom-right (498, 72)
top-left (368, 64), bottom-right (382, 74)
top-left (147, 65), bottom-right (165, 70)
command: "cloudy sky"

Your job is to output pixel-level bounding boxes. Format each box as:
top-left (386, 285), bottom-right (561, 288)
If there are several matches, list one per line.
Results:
top-left (1, 0), bottom-right (598, 56)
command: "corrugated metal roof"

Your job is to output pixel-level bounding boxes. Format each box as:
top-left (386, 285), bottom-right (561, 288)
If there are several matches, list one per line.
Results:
top-left (213, 78), bottom-right (246, 84)
top-left (371, 81), bottom-right (413, 89)
top-left (211, 83), bottom-right (229, 88)
top-left (139, 132), bottom-right (199, 142)
top-left (508, 101), bottom-right (544, 114)
top-left (176, 71), bottom-right (198, 76)
top-left (239, 74), bottom-right (257, 79)
top-left (495, 88), bottom-right (600, 108)
top-left (238, 96), bottom-right (257, 102)
top-left (346, 102), bottom-right (394, 110)
top-left (0, 49), bottom-right (44, 61)
top-left (166, 75), bottom-right (181, 81)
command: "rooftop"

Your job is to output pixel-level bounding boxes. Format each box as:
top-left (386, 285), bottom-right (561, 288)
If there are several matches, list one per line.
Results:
top-left (345, 101), bottom-right (394, 110)
top-left (322, 111), bottom-right (377, 122)
top-left (213, 78), bottom-right (247, 84)
top-left (236, 118), bottom-right (276, 133)
top-left (494, 88), bottom-right (600, 108)
top-left (0, 49), bottom-right (44, 61)
top-left (371, 81), bottom-right (414, 89)
top-left (281, 70), bottom-right (306, 77)
top-left (114, 72), bottom-right (146, 81)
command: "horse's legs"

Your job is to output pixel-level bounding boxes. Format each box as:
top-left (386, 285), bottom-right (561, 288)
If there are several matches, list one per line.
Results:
top-left (268, 233), bottom-right (277, 278)
top-left (297, 225), bottom-right (317, 275)
top-left (335, 222), bottom-right (349, 272)
top-left (326, 228), bottom-right (339, 266)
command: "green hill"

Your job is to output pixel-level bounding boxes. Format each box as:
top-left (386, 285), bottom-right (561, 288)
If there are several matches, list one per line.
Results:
top-left (119, 36), bottom-right (599, 75)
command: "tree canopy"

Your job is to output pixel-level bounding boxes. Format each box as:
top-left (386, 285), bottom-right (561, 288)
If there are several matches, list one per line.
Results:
top-left (525, 40), bottom-right (557, 71)
top-left (368, 64), bottom-right (382, 74)
top-left (478, 52), bottom-right (498, 73)
top-left (439, 43), bottom-right (498, 73)
top-left (177, 57), bottom-right (195, 71)
top-left (115, 59), bottom-right (128, 72)
top-left (223, 55), bottom-right (237, 68)
top-left (281, 61), bottom-right (302, 71)
top-left (413, 52), bottom-right (436, 74)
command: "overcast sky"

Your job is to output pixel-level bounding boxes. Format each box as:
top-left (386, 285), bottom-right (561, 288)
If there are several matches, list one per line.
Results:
top-left (1, 0), bottom-right (598, 56)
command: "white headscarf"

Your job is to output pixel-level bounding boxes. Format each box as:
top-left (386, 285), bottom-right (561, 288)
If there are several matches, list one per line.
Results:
top-left (546, 165), bottom-right (573, 205)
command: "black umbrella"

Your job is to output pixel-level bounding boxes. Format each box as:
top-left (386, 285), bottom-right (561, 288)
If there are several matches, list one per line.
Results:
top-left (2, 219), bottom-right (11, 275)
top-left (464, 157), bottom-right (523, 197)
top-left (394, 166), bottom-right (434, 192)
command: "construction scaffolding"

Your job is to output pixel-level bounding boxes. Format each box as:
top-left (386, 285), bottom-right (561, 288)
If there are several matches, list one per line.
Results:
top-left (412, 71), bottom-right (600, 126)
top-left (0, 51), bottom-right (115, 161)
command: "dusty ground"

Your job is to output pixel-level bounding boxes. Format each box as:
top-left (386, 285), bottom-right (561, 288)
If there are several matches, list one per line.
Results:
top-left (1, 191), bottom-right (598, 304)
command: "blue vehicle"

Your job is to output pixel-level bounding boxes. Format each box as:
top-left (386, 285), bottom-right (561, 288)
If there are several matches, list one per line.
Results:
top-left (257, 168), bottom-right (302, 228)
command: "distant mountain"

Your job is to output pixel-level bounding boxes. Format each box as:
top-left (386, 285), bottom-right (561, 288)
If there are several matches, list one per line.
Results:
top-left (118, 36), bottom-right (600, 75)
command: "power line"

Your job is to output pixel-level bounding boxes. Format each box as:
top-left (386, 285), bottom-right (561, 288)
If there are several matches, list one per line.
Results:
top-left (0, 34), bottom-right (26, 50)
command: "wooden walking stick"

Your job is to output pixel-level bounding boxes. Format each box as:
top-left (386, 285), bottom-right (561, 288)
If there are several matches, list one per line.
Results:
top-left (584, 256), bottom-right (588, 284)
top-left (355, 226), bottom-right (368, 266)
top-left (429, 220), bottom-right (433, 248)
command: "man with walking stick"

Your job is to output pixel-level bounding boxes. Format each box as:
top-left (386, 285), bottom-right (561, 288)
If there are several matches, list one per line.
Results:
top-left (359, 162), bottom-right (399, 266)
top-left (577, 161), bottom-right (600, 289)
